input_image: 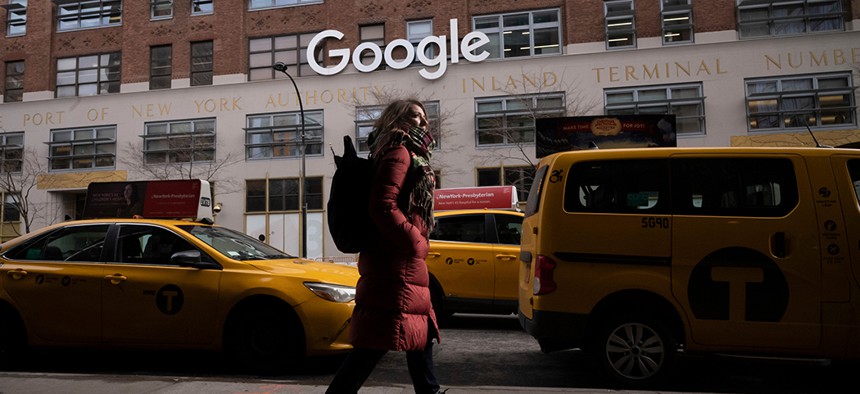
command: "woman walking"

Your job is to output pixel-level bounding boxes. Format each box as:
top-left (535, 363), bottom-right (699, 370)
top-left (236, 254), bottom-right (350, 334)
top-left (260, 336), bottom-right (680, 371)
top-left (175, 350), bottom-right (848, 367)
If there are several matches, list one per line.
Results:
top-left (326, 99), bottom-right (443, 394)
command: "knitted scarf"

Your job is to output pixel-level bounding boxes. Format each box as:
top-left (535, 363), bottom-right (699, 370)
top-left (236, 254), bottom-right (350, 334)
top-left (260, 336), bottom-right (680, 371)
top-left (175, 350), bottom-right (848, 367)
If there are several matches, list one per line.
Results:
top-left (369, 126), bottom-right (436, 234)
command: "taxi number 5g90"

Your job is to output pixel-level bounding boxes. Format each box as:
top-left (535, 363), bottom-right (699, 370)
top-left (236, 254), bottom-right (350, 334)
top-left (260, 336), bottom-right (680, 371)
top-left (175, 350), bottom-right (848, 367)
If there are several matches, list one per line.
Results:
top-left (641, 217), bottom-right (670, 229)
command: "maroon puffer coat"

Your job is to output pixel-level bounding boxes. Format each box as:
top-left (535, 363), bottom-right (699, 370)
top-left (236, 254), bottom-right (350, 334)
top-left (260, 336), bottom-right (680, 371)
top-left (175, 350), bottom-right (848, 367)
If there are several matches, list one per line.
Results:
top-left (348, 144), bottom-right (440, 351)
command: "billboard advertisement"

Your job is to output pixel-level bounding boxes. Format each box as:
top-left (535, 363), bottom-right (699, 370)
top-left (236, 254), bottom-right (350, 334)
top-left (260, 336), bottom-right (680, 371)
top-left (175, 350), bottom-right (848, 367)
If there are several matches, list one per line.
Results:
top-left (434, 186), bottom-right (518, 211)
top-left (82, 180), bottom-right (212, 221)
top-left (536, 115), bottom-right (677, 157)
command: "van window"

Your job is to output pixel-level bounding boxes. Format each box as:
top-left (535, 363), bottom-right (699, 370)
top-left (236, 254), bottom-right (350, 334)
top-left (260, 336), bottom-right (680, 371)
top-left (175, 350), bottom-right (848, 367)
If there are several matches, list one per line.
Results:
top-left (672, 158), bottom-right (797, 217)
top-left (564, 159), bottom-right (669, 214)
top-left (524, 165), bottom-right (548, 218)
top-left (849, 159), bottom-right (860, 203)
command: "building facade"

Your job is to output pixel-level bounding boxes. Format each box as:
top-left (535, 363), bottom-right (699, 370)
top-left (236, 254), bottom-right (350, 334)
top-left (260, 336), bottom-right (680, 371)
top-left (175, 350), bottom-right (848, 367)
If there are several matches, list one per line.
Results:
top-left (1, 0), bottom-right (858, 258)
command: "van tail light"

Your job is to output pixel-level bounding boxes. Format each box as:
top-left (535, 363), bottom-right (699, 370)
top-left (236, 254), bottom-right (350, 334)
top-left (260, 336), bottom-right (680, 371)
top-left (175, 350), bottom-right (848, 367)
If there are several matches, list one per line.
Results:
top-left (533, 255), bottom-right (557, 295)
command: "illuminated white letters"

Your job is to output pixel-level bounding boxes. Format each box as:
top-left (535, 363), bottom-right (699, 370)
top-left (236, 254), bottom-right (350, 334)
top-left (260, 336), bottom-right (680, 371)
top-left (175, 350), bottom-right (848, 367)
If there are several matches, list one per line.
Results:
top-left (307, 19), bottom-right (490, 80)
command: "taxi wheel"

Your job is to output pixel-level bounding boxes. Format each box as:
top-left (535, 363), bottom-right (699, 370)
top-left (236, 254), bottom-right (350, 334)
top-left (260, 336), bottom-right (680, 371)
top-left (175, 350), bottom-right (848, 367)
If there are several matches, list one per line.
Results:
top-left (226, 305), bottom-right (304, 375)
top-left (0, 308), bottom-right (27, 363)
top-left (589, 313), bottom-right (676, 388)
top-left (430, 283), bottom-right (453, 324)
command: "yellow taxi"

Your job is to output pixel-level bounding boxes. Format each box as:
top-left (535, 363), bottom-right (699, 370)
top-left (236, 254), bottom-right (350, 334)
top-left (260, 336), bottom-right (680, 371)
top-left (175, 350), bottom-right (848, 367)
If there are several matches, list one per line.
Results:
top-left (427, 208), bottom-right (524, 318)
top-left (519, 147), bottom-right (860, 387)
top-left (0, 180), bottom-right (358, 374)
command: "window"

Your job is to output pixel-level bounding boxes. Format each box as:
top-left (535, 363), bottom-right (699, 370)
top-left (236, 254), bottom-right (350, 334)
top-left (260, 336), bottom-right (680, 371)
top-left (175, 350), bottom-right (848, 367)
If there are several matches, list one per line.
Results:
top-left (191, 0), bottom-right (213, 14)
top-left (1, 192), bottom-right (21, 224)
top-left (4, 61), bottom-right (24, 103)
top-left (605, 83), bottom-right (705, 135)
top-left (738, 0), bottom-right (843, 38)
top-left (116, 225), bottom-right (200, 264)
top-left (473, 9), bottom-right (561, 59)
top-left (4, 224), bottom-right (109, 262)
top-left (151, 0), bottom-right (172, 19)
top-left (144, 118), bottom-right (215, 164)
top-left (564, 159), bottom-right (669, 214)
top-left (246, 177), bottom-right (324, 212)
top-left (477, 166), bottom-right (535, 203)
top-left (56, 52), bottom-right (120, 98)
top-left (407, 20), bottom-right (433, 63)
top-left (191, 41), bottom-right (213, 86)
top-left (359, 24), bottom-right (385, 70)
top-left (57, 0), bottom-right (122, 31)
top-left (48, 126), bottom-right (116, 171)
top-left (745, 73), bottom-right (855, 132)
top-left (672, 158), bottom-right (798, 217)
top-left (150, 45), bottom-right (172, 90)
top-left (430, 214), bottom-right (487, 243)
top-left (605, 0), bottom-right (635, 49)
top-left (5, 0), bottom-right (26, 36)
top-left (248, 0), bottom-right (321, 10)
top-left (249, 33), bottom-right (320, 80)
top-left (355, 101), bottom-right (441, 152)
top-left (245, 110), bottom-right (324, 159)
top-left (662, 0), bottom-right (693, 44)
top-left (0, 132), bottom-right (24, 173)
top-left (475, 93), bottom-right (565, 146)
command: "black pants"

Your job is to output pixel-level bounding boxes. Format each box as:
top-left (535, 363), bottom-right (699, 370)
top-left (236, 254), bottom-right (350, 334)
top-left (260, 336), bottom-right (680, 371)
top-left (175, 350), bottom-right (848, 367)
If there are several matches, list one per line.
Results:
top-left (326, 337), bottom-right (440, 394)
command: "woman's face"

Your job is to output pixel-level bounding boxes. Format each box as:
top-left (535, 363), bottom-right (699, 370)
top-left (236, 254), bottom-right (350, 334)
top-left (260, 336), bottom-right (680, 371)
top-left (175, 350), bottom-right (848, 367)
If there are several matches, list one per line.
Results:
top-left (405, 104), bottom-right (428, 130)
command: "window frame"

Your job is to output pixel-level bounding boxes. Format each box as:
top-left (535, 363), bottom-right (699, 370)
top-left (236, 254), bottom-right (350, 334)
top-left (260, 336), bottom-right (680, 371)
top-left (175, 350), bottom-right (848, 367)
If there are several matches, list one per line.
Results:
top-left (745, 72), bottom-right (856, 132)
top-left (737, 0), bottom-right (844, 39)
top-left (55, 52), bottom-right (121, 98)
top-left (191, 0), bottom-right (213, 15)
top-left (473, 8), bottom-right (562, 60)
top-left (4, 60), bottom-right (24, 103)
top-left (0, 132), bottom-right (24, 174)
top-left (407, 19), bottom-right (434, 64)
top-left (56, 0), bottom-right (123, 32)
top-left (48, 126), bottom-right (117, 171)
top-left (150, 45), bottom-right (172, 90)
top-left (190, 41), bottom-right (213, 86)
top-left (150, 0), bottom-right (173, 20)
top-left (605, 0), bottom-right (636, 49)
top-left (143, 118), bottom-right (216, 164)
top-left (5, 0), bottom-right (26, 36)
top-left (475, 93), bottom-right (566, 147)
top-left (248, 32), bottom-right (320, 80)
top-left (604, 83), bottom-right (706, 136)
top-left (248, 0), bottom-right (322, 10)
top-left (245, 110), bottom-right (325, 160)
top-left (245, 177), bottom-right (324, 213)
top-left (661, 0), bottom-right (693, 44)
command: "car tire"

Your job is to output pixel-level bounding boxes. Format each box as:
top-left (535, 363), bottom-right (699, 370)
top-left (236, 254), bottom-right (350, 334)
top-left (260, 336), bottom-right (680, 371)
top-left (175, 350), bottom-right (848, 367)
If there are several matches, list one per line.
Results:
top-left (225, 306), bottom-right (304, 375)
top-left (589, 312), bottom-right (676, 388)
top-left (430, 283), bottom-right (453, 324)
top-left (0, 308), bottom-right (26, 365)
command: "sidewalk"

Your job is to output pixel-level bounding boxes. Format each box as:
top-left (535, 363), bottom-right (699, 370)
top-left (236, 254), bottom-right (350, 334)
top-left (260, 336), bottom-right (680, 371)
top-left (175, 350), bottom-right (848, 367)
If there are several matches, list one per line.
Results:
top-left (0, 372), bottom-right (626, 393)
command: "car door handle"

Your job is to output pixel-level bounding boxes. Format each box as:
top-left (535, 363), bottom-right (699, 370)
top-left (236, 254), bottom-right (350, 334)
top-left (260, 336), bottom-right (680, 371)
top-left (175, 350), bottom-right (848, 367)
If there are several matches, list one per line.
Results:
top-left (5, 269), bottom-right (27, 280)
top-left (496, 254), bottom-right (517, 261)
top-left (771, 232), bottom-right (787, 258)
top-left (427, 252), bottom-right (441, 258)
top-left (104, 274), bottom-right (128, 285)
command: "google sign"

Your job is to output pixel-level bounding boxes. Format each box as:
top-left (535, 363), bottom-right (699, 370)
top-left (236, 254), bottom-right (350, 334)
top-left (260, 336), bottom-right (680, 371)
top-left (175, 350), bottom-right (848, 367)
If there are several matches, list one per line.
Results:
top-left (307, 19), bottom-right (490, 80)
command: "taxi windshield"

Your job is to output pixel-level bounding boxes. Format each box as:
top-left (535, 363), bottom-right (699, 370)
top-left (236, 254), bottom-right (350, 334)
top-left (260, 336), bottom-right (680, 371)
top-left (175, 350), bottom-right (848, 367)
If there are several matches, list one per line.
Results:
top-left (179, 225), bottom-right (295, 261)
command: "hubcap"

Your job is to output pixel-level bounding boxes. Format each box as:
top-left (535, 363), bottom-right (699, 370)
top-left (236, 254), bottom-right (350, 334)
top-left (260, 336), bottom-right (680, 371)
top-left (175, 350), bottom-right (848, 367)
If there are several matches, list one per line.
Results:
top-left (605, 322), bottom-right (665, 380)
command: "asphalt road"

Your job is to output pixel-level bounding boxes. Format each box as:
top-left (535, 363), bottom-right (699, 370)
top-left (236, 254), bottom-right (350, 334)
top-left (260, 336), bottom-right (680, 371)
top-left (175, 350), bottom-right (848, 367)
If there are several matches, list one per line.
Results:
top-left (0, 314), bottom-right (856, 393)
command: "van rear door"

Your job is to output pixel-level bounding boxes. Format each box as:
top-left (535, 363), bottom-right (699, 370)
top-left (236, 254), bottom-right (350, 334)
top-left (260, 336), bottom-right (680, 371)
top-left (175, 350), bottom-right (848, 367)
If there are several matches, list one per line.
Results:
top-left (670, 154), bottom-right (821, 350)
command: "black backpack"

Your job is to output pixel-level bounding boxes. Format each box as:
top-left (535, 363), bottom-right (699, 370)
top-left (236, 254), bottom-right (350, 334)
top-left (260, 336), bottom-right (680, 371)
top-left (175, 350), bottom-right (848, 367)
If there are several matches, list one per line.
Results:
top-left (328, 135), bottom-right (376, 253)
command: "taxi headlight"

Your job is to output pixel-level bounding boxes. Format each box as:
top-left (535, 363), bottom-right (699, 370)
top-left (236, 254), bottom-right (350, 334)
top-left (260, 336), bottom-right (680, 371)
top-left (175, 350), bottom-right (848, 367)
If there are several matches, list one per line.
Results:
top-left (304, 282), bottom-right (356, 303)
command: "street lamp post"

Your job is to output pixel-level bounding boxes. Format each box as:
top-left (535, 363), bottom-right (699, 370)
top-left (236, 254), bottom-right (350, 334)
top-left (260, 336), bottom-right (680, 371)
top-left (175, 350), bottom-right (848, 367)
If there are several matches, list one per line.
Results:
top-left (273, 62), bottom-right (307, 258)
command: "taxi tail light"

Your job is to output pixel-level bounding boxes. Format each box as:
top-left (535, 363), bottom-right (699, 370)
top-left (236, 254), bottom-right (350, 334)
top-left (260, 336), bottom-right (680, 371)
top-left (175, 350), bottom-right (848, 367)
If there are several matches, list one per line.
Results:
top-left (533, 255), bottom-right (557, 295)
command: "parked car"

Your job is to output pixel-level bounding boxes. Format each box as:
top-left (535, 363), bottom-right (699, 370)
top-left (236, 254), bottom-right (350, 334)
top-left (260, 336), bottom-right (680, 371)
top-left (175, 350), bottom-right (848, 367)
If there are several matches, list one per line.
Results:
top-left (427, 209), bottom-right (524, 319)
top-left (0, 218), bottom-right (358, 374)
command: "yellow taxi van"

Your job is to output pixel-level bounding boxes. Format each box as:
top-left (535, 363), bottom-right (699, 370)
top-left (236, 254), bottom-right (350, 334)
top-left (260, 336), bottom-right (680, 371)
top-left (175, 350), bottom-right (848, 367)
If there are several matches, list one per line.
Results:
top-left (518, 147), bottom-right (860, 387)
